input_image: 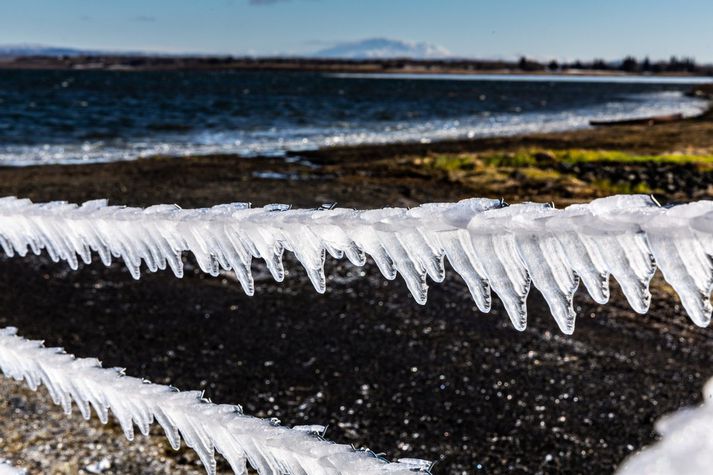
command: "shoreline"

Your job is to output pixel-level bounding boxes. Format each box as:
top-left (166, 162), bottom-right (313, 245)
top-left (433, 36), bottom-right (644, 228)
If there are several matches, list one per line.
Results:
top-left (2, 96), bottom-right (711, 170)
top-left (2, 105), bottom-right (713, 207)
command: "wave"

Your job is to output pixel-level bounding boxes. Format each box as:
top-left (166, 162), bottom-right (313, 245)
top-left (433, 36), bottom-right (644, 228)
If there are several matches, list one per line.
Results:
top-left (0, 91), bottom-right (707, 167)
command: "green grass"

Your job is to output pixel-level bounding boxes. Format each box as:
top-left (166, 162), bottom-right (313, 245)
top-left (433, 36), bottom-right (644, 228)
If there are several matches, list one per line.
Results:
top-left (429, 154), bottom-right (477, 171)
top-left (425, 149), bottom-right (713, 172)
top-left (479, 150), bottom-right (538, 167)
top-left (550, 149), bottom-right (713, 165)
top-left (518, 167), bottom-right (562, 181)
top-left (590, 178), bottom-right (653, 194)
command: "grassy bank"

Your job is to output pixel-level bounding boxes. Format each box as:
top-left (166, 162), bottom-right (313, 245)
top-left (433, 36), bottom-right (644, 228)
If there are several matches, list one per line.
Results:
top-left (415, 148), bottom-right (713, 197)
top-left (427, 149), bottom-right (713, 169)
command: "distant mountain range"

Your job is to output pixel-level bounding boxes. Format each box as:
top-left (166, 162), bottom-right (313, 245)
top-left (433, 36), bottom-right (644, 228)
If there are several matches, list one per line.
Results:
top-left (0, 44), bottom-right (166, 58)
top-left (1, 39), bottom-right (453, 60)
top-left (0, 44), bottom-right (99, 57)
top-left (312, 38), bottom-right (452, 59)
top-left (0, 39), bottom-right (453, 60)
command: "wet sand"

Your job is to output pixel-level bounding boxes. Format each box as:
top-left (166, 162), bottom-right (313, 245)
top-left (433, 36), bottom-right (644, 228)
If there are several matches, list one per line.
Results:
top-left (2, 114), bottom-right (713, 473)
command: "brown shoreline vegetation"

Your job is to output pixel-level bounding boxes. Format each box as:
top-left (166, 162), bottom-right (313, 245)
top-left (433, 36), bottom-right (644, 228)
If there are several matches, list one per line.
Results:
top-left (2, 97), bottom-right (713, 473)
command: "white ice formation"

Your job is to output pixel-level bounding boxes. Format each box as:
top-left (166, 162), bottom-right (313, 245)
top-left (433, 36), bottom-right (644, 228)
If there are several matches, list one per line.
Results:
top-left (0, 327), bottom-right (432, 475)
top-left (1, 194), bottom-right (712, 334)
top-left (0, 459), bottom-right (23, 475)
top-left (616, 377), bottom-right (713, 475)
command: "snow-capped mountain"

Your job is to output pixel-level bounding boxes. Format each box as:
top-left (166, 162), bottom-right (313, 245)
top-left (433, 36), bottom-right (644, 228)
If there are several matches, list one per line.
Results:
top-left (313, 38), bottom-right (452, 59)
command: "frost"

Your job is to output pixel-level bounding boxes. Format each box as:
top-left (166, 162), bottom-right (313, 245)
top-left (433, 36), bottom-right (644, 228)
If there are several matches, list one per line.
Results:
top-left (1, 194), bottom-right (713, 334)
top-left (616, 377), bottom-right (713, 475)
top-left (0, 327), bottom-right (431, 475)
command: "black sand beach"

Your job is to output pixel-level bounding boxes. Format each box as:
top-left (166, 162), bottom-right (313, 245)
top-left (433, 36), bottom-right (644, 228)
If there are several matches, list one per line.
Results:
top-left (2, 109), bottom-right (713, 473)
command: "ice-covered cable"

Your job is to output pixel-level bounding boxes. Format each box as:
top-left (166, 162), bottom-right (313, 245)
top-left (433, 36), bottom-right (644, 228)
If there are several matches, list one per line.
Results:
top-left (0, 327), bottom-right (431, 475)
top-left (1, 194), bottom-right (713, 334)
top-left (616, 376), bottom-right (713, 475)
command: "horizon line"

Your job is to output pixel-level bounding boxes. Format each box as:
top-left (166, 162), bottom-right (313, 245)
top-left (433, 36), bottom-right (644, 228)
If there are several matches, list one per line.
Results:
top-left (0, 42), bottom-right (709, 65)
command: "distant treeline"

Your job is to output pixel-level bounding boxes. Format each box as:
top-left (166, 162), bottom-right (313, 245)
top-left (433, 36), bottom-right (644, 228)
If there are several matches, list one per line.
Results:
top-left (2, 54), bottom-right (712, 75)
top-left (519, 55), bottom-right (709, 74)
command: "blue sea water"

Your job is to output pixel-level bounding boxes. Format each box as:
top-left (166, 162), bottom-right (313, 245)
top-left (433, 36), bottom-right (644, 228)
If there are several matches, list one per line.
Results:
top-left (0, 70), bottom-right (709, 166)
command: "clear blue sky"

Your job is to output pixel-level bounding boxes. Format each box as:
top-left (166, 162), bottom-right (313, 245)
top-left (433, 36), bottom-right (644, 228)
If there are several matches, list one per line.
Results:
top-left (1, 0), bottom-right (712, 61)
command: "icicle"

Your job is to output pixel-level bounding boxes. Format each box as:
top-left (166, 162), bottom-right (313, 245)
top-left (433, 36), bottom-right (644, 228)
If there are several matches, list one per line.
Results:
top-left (0, 327), bottom-right (431, 475)
top-left (2, 194), bottom-right (713, 333)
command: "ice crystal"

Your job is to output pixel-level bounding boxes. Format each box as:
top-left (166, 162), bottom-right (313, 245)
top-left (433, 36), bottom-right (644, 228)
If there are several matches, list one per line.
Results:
top-left (1, 194), bottom-right (713, 334)
top-left (0, 327), bottom-right (431, 475)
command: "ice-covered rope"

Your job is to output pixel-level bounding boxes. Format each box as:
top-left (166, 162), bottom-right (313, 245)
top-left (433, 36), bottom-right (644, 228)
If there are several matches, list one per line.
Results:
top-left (1, 194), bottom-right (712, 334)
top-left (616, 376), bottom-right (713, 475)
top-left (0, 327), bottom-right (431, 475)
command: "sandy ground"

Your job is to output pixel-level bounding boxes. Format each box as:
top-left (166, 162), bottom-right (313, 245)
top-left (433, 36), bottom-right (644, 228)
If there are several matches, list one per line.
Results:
top-left (1, 115), bottom-right (713, 474)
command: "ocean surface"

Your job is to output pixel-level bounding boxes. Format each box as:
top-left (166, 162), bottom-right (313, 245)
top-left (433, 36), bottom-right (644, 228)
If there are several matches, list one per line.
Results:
top-left (0, 70), bottom-right (710, 166)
